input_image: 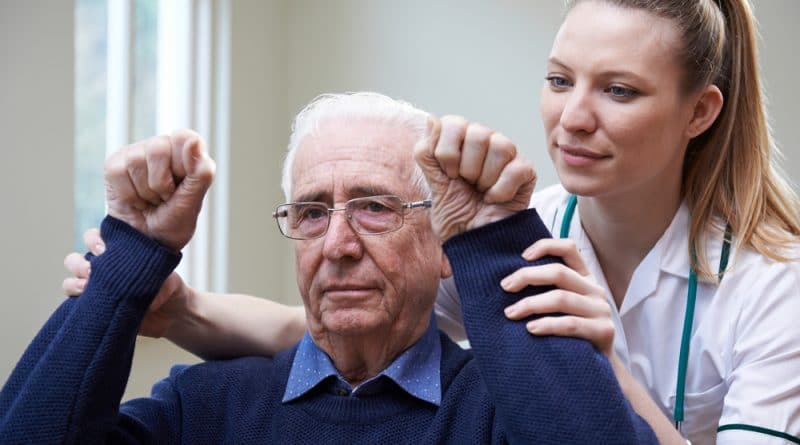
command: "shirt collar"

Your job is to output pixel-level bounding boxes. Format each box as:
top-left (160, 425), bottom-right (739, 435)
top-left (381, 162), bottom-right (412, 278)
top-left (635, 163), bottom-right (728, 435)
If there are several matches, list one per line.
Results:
top-left (561, 196), bottom-right (693, 279)
top-left (282, 315), bottom-right (442, 406)
top-left (660, 202), bottom-right (730, 281)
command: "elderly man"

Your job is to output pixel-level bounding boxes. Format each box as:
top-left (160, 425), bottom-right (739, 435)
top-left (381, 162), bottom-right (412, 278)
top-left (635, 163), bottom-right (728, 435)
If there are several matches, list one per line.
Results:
top-left (0, 93), bottom-right (655, 444)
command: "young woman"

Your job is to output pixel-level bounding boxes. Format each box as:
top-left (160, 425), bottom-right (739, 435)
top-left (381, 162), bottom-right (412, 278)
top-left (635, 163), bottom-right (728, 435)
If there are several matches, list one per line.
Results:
top-left (64, 0), bottom-right (800, 443)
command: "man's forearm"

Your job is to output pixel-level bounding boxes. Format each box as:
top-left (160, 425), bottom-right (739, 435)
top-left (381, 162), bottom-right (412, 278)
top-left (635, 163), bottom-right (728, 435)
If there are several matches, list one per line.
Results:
top-left (0, 216), bottom-right (180, 444)
top-left (444, 209), bottom-right (658, 444)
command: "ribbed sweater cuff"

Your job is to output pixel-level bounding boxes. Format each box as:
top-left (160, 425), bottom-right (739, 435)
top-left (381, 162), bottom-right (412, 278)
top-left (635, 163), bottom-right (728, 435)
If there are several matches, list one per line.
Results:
top-left (91, 215), bottom-right (182, 310)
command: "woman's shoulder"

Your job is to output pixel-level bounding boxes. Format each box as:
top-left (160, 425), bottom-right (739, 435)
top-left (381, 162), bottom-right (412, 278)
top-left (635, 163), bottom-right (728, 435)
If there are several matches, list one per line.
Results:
top-left (726, 238), bottom-right (800, 280)
top-left (718, 239), bottom-right (800, 321)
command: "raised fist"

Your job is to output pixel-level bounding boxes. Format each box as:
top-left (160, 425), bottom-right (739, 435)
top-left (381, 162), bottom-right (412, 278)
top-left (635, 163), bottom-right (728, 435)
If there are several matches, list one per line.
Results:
top-left (104, 129), bottom-right (215, 251)
top-left (414, 115), bottom-right (536, 241)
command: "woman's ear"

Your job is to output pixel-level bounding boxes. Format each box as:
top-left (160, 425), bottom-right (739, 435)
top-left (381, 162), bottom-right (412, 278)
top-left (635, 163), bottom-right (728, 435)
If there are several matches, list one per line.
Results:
top-left (687, 84), bottom-right (724, 138)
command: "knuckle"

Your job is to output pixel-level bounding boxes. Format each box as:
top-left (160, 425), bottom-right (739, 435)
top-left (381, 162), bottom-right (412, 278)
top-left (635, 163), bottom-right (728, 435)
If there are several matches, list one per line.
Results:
top-left (104, 154), bottom-right (125, 176)
top-left (146, 137), bottom-right (172, 162)
top-left (124, 146), bottom-right (147, 173)
top-left (598, 321), bottom-right (615, 341)
top-left (597, 301), bottom-right (612, 318)
top-left (553, 289), bottom-right (569, 306)
top-left (84, 228), bottom-right (102, 247)
top-left (439, 117), bottom-right (468, 145)
top-left (465, 123), bottom-right (492, 145)
top-left (553, 266), bottom-right (568, 284)
top-left (562, 317), bottom-right (579, 334)
top-left (441, 114), bottom-right (468, 128)
top-left (509, 161), bottom-right (536, 184)
top-left (172, 128), bottom-right (200, 141)
top-left (497, 137), bottom-right (517, 158)
top-left (517, 296), bottom-right (535, 312)
top-left (491, 133), bottom-right (517, 156)
top-left (589, 283), bottom-right (606, 298)
top-left (153, 133), bottom-right (172, 147)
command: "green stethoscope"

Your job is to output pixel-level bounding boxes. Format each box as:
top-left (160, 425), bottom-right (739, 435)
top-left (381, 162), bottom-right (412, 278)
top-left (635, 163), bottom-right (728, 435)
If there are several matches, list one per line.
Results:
top-left (560, 195), bottom-right (731, 433)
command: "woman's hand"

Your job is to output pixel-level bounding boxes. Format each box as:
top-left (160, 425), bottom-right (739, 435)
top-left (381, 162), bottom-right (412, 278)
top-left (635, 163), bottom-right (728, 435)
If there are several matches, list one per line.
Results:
top-left (500, 238), bottom-right (616, 357)
top-left (62, 228), bottom-right (190, 338)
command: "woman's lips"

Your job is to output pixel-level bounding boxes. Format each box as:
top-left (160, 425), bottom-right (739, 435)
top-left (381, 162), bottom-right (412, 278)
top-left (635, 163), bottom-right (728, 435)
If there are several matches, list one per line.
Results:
top-left (558, 144), bottom-right (610, 167)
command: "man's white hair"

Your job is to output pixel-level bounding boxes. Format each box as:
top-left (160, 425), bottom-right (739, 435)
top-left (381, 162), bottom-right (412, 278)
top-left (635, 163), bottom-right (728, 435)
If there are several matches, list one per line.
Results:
top-left (281, 92), bottom-right (431, 201)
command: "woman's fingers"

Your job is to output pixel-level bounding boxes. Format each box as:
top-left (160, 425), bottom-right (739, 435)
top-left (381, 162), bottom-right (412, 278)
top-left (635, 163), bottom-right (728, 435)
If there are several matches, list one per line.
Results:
top-left (499, 239), bottom-right (617, 355)
top-left (501, 262), bottom-right (603, 296)
top-left (64, 252), bottom-right (90, 278)
top-left (82, 228), bottom-right (105, 255)
top-left (525, 315), bottom-right (615, 351)
top-left (62, 277), bottom-right (87, 297)
top-left (522, 238), bottom-right (589, 276)
top-left (504, 288), bottom-right (610, 320)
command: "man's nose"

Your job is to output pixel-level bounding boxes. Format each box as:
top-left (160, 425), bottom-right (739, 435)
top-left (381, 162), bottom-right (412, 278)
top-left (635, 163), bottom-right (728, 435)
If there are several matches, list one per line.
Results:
top-left (321, 211), bottom-right (364, 260)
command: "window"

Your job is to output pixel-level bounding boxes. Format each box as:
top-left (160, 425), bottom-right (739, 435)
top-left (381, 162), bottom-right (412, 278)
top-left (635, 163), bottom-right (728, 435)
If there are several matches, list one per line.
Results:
top-left (74, 0), bottom-right (230, 292)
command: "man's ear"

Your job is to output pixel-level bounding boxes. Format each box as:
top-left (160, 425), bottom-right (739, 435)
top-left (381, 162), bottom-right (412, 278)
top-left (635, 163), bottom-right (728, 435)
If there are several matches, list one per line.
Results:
top-left (686, 84), bottom-right (724, 138)
top-left (440, 253), bottom-right (452, 279)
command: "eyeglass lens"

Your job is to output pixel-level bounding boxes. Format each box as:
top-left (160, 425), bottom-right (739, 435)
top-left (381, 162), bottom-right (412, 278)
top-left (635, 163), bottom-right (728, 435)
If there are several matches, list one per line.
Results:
top-left (276, 195), bottom-right (406, 239)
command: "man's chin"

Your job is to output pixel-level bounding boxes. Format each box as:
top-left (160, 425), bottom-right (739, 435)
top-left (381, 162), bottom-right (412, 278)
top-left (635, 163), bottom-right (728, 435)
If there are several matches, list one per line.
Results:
top-left (320, 310), bottom-right (386, 336)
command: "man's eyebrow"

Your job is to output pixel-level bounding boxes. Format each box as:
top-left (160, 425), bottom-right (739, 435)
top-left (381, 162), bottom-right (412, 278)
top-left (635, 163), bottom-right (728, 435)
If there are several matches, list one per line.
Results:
top-left (349, 185), bottom-right (397, 197)
top-left (293, 191), bottom-right (330, 203)
top-left (292, 186), bottom-right (401, 204)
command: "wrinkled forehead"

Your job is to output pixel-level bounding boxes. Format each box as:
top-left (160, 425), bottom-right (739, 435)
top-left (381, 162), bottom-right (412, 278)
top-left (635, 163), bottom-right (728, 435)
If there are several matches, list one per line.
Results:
top-left (290, 120), bottom-right (420, 203)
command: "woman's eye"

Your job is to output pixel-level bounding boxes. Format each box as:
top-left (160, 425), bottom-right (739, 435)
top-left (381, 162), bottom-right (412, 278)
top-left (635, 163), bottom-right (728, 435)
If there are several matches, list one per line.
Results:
top-left (545, 76), bottom-right (572, 89)
top-left (606, 85), bottom-right (638, 99)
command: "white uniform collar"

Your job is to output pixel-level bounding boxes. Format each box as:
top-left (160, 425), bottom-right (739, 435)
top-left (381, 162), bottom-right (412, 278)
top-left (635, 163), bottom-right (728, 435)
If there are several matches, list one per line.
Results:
top-left (660, 202), bottom-right (731, 282)
top-left (567, 199), bottom-right (724, 316)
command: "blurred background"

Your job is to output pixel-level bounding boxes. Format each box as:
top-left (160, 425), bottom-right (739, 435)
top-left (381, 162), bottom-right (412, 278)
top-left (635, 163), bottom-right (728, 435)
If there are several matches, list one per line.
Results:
top-left (1, 0), bottom-right (798, 399)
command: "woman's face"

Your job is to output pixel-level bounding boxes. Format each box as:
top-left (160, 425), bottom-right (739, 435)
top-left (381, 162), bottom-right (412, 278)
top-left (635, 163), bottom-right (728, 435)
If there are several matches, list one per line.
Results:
top-left (540, 1), bottom-right (698, 200)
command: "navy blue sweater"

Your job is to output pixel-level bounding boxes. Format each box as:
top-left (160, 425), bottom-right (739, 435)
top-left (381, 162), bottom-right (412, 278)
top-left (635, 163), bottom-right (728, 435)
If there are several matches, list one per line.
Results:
top-left (0, 211), bottom-right (656, 444)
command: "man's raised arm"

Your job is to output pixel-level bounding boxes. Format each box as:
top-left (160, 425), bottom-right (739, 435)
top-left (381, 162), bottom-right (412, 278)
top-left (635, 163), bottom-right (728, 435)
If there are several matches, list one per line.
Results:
top-left (415, 116), bottom-right (657, 444)
top-left (0, 131), bottom-right (214, 444)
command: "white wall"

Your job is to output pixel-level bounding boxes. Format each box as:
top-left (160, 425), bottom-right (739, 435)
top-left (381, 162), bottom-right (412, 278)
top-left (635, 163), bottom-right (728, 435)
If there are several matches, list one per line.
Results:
top-left (0, 0), bottom-right (75, 387)
top-left (1, 0), bottom-right (797, 398)
top-left (286, 0), bottom-right (564, 189)
top-left (756, 0), bottom-right (800, 187)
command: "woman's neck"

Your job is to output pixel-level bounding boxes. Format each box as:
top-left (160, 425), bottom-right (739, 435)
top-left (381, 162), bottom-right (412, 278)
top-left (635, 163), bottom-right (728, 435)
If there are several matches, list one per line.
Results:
top-left (578, 183), bottom-right (682, 308)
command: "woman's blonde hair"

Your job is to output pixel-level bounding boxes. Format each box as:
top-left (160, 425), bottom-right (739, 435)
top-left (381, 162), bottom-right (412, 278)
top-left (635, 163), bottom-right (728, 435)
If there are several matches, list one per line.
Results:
top-left (568, 0), bottom-right (800, 278)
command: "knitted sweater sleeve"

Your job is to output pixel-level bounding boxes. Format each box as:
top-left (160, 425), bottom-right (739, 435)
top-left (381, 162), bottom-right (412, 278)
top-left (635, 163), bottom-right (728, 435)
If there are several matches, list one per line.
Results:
top-left (443, 209), bottom-right (657, 444)
top-left (0, 216), bottom-right (182, 445)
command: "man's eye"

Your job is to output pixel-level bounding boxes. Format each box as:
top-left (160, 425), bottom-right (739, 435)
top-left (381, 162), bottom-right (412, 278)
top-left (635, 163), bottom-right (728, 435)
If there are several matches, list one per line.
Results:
top-left (300, 207), bottom-right (327, 220)
top-left (365, 201), bottom-right (389, 213)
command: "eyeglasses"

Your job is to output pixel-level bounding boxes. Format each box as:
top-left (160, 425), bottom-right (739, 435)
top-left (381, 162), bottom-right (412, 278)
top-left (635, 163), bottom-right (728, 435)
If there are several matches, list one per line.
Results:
top-left (273, 195), bottom-right (432, 240)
